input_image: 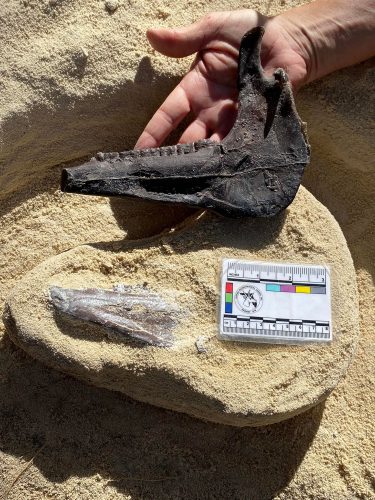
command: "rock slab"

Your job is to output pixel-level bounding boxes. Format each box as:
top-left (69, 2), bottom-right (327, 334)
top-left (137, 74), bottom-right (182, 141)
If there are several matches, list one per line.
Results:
top-left (4, 187), bottom-right (359, 426)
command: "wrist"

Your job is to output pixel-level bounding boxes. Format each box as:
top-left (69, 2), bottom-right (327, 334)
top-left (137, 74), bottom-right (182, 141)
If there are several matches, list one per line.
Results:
top-left (263, 16), bottom-right (311, 89)
top-left (271, 15), bottom-right (316, 85)
top-left (272, 0), bottom-right (375, 86)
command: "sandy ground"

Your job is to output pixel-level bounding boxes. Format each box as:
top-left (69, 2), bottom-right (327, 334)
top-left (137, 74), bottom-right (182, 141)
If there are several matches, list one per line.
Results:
top-left (4, 186), bottom-right (359, 428)
top-left (0, 0), bottom-right (374, 498)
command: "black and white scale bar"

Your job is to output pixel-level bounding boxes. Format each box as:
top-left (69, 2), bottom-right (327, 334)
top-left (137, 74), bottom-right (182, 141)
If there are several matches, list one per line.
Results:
top-left (223, 314), bottom-right (329, 325)
top-left (222, 326), bottom-right (330, 340)
top-left (226, 261), bottom-right (327, 285)
top-left (223, 317), bottom-right (330, 337)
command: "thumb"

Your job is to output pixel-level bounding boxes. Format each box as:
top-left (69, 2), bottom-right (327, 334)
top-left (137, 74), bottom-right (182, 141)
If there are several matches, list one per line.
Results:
top-left (146, 13), bottom-right (228, 58)
top-left (146, 23), bottom-right (206, 58)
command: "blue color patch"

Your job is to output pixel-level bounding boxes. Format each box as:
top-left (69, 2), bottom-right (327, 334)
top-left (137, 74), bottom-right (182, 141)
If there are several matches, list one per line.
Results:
top-left (225, 303), bottom-right (232, 314)
top-left (266, 284), bottom-right (281, 292)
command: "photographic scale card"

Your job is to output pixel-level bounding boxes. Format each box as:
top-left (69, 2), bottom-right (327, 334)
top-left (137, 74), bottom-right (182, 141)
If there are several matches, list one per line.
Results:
top-left (219, 259), bottom-right (332, 344)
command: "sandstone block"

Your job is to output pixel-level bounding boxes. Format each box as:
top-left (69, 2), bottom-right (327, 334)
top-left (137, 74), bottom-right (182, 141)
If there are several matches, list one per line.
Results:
top-left (4, 187), bottom-right (359, 426)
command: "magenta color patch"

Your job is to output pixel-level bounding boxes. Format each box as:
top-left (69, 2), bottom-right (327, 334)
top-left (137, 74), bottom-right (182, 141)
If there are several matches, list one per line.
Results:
top-left (281, 285), bottom-right (296, 293)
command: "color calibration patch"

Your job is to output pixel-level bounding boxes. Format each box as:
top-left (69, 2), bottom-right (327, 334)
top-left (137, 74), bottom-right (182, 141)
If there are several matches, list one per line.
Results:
top-left (265, 284), bottom-right (326, 294)
top-left (225, 282), bottom-right (233, 314)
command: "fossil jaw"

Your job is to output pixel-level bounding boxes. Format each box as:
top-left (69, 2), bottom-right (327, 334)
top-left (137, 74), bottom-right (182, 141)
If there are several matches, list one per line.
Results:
top-left (61, 27), bottom-right (310, 218)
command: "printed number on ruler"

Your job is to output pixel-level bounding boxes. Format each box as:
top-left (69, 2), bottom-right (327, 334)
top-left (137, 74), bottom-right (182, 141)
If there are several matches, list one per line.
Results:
top-left (220, 259), bottom-right (332, 344)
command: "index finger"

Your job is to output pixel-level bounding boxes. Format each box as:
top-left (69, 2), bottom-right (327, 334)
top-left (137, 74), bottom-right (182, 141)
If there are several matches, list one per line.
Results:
top-left (135, 83), bottom-right (191, 149)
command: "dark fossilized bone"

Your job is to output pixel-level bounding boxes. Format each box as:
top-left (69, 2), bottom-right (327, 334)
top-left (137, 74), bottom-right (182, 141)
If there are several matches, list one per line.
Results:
top-left (49, 285), bottom-right (178, 347)
top-left (61, 27), bottom-right (310, 217)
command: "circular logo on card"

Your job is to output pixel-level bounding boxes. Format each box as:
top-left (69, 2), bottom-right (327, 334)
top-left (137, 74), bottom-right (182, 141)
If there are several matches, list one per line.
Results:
top-left (235, 285), bottom-right (263, 313)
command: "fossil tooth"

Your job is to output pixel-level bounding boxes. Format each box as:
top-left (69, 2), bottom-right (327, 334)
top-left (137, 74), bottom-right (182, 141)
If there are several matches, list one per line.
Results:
top-left (176, 144), bottom-right (188, 154)
top-left (193, 139), bottom-right (217, 150)
top-left (49, 285), bottom-right (178, 347)
top-left (61, 27), bottom-right (310, 217)
top-left (140, 148), bottom-right (153, 157)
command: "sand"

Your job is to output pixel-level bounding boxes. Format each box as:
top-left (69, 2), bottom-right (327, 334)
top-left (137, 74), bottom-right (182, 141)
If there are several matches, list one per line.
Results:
top-left (4, 187), bottom-right (358, 427)
top-left (0, 0), bottom-right (374, 498)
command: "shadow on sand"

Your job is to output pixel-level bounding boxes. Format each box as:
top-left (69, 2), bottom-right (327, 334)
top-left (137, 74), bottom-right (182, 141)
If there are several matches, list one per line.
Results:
top-left (0, 56), bottom-right (183, 206)
top-left (0, 336), bottom-right (324, 499)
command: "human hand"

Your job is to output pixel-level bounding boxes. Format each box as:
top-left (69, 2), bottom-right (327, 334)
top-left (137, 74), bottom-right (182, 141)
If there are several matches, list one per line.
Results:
top-left (135, 10), bottom-right (309, 149)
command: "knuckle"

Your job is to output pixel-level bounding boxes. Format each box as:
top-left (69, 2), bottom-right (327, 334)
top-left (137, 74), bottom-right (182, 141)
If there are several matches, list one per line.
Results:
top-left (202, 12), bottom-right (219, 28)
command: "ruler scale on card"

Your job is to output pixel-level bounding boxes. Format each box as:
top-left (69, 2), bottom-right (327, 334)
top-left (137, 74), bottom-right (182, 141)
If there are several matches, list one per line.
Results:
top-left (219, 259), bottom-right (332, 344)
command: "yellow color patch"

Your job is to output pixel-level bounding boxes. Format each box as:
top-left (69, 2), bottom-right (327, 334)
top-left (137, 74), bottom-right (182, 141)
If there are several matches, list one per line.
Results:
top-left (296, 286), bottom-right (311, 294)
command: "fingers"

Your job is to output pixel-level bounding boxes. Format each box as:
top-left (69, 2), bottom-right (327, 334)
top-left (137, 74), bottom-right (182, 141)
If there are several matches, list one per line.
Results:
top-left (209, 132), bottom-right (221, 142)
top-left (179, 99), bottom-right (237, 144)
top-left (135, 84), bottom-right (191, 149)
top-left (178, 119), bottom-right (208, 144)
top-left (146, 11), bottom-right (232, 58)
top-left (209, 101), bottom-right (238, 141)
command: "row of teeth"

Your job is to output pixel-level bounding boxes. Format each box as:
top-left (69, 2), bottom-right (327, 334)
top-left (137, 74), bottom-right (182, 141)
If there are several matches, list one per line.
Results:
top-left (94, 139), bottom-right (218, 162)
